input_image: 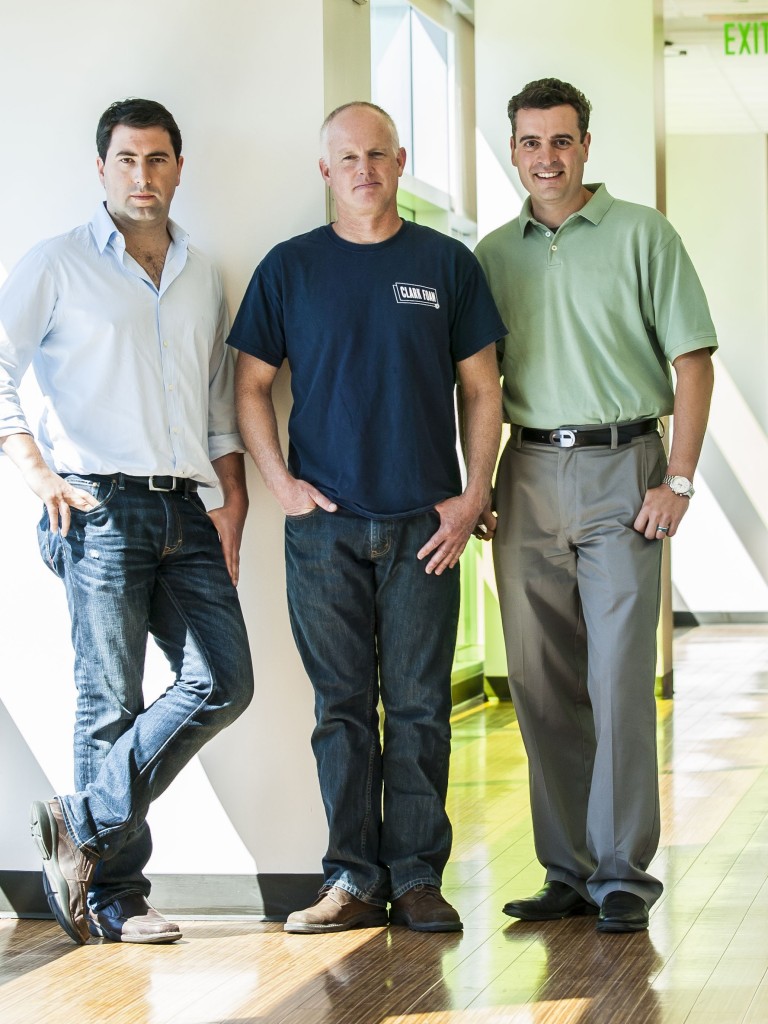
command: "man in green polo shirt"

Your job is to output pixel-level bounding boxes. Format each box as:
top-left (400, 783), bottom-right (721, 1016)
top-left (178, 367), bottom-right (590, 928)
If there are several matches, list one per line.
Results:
top-left (475, 78), bottom-right (716, 933)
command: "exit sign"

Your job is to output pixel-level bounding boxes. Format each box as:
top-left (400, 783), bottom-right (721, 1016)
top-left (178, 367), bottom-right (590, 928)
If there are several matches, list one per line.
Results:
top-left (724, 22), bottom-right (768, 55)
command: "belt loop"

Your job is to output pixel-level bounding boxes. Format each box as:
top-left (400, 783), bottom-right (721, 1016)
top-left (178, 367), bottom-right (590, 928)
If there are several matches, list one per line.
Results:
top-left (610, 423), bottom-right (618, 450)
top-left (117, 473), bottom-right (126, 491)
top-left (513, 425), bottom-right (523, 450)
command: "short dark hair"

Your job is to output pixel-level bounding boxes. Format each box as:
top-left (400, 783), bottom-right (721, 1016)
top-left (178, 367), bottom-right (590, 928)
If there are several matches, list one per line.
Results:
top-left (96, 98), bottom-right (182, 161)
top-left (508, 78), bottom-right (592, 140)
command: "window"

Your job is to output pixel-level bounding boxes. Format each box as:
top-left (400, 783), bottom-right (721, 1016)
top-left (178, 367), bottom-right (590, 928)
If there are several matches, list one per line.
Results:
top-left (371, 1), bottom-right (454, 199)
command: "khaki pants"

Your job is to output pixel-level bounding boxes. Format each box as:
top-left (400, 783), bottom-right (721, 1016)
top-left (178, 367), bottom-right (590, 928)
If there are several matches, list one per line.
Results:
top-left (493, 430), bottom-right (666, 906)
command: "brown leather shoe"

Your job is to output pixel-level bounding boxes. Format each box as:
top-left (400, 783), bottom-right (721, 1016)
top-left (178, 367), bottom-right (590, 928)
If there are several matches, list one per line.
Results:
top-left (88, 894), bottom-right (182, 944)
top-left (284, 886), bottom-right (389, 933)
top-left (390, 885), bottom-right (462, 932)
top-left (30, 799), bottom-right (99, 944)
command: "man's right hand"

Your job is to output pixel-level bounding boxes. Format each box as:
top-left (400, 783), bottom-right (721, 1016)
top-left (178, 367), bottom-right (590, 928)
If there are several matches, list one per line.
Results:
top-left (277, 476), bottom-right (338, 517)
top-left (25, 465), bottom-right (99, 536)
top-left (1, 433), bottom-right (98, 536)
top-left (276, 475), bottom-right (335, 516)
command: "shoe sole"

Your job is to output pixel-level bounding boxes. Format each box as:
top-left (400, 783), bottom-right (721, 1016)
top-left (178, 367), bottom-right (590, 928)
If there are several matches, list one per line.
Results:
top-left (596, 918), bottom-right (648, 933)
top-left (30, 801), bottom-right (87, 945)
top-left (389, 913), bottom-right (463, 932)
top-left (88, 922), bottom-right (183, 944)
top-left (284, 911), bottom-right (389, 934)
top-left (502, 903), bottom-right (599, 921)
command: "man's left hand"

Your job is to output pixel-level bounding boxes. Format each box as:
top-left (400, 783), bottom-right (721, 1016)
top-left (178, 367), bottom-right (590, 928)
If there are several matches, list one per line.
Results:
top-left (208, 501), bottom-right (247, 586)
top-left (418, 493), bottom-right (485, 575)
top-left (634, 484), bottom-right (689, 541)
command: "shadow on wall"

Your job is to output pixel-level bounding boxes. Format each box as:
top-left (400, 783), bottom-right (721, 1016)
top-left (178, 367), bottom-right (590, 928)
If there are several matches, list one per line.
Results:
top-left (0, 700), bottom-right (56, 914)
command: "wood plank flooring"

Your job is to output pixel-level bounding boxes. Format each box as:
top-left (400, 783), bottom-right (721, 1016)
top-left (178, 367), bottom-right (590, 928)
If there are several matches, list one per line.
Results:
top-left (1, 624), bottom-right (766, 1024)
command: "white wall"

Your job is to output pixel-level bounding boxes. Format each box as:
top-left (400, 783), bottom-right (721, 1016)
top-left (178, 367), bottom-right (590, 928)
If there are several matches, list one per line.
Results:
top-left (0, 0), bottom-right (338, 887)
top-left (474, 0), bottom-right (660, 239)
top-left (667, 134), bottom-right (768, 615)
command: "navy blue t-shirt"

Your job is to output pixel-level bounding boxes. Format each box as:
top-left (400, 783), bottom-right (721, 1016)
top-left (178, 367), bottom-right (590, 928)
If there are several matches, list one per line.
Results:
top-left (228, 221), bottom-right (506, 518)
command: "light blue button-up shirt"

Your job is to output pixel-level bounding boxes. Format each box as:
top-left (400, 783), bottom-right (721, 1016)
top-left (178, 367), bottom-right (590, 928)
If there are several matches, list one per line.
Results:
top-left (0, 203), bottom-right (242, 486)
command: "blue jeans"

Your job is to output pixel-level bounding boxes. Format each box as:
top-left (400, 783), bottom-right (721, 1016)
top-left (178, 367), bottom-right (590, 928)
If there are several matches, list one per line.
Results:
top-left (37, 474), bottom-right (254, 910)
top-left (285, 507), bottom-right (460, 904)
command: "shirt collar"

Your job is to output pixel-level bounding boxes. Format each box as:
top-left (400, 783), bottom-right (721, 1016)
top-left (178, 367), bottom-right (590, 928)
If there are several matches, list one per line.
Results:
top-left (518, 183), bottom-right (613, 236)
top-left (89, 201), bottom-right (189, 254)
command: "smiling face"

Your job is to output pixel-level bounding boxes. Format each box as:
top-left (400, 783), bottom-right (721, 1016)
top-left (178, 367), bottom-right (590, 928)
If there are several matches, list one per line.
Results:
top-left (97, 124), bottom-right (183, 233)
top-left (511, 104), bottom-right (590, 226)
top-left (319, 105), bottom-right (406, 239)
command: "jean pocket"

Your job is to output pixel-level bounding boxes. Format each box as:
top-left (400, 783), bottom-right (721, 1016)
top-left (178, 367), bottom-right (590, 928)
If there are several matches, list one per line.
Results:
top-left (185, 492), bottom-right (211, 517)
top-left (67, 477), bottom-right (118, 516)
top-left (285, 506), bottom-right (322, 522)
top-left (37, 508), bottom-right (64, 578)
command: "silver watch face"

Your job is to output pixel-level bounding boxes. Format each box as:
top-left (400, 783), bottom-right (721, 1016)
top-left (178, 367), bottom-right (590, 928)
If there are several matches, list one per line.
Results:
top-left (666, 475), bottom-right (694, 497)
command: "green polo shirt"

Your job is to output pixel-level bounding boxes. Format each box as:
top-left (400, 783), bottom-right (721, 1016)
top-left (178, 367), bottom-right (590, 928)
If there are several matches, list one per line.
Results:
top-left (475, 184), bottom-right (717, 428)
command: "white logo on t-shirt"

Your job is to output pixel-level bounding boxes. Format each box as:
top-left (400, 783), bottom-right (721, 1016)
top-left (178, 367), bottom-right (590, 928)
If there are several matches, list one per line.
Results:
top-left (393, 282), bottom-right (440, 309)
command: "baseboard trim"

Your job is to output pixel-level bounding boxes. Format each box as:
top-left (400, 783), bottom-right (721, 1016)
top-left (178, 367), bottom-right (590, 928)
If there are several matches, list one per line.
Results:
top-left (655, 669), bottom-right (674, 700)
top-left (451, 670), bottom-right (485, 706)
top-left (484, 675), bottom-right (512, 700)
top-left (0, 871), bottom-right (324, 921)
top-left (673, 611), bottom-right (768, 626)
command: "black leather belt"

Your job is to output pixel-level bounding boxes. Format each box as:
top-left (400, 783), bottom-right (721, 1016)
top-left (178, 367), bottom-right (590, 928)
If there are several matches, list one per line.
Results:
top-left (121, 474), bottom-right (198, 493)
top-left (64, 473), bottom-right (198, 494)
top-left (519, 419), bottom-right (658, 449)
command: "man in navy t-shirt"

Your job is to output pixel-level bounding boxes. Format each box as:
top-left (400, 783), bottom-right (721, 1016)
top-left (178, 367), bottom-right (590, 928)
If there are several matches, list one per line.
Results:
top-left (229, 101), bottom-right (505, 933)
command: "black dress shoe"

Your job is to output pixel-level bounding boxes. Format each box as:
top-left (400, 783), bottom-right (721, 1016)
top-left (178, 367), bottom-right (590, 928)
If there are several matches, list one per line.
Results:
top-left (503, 881), bottom-right (597, 921)
top-left (597, 891), bottom-right (649, 933)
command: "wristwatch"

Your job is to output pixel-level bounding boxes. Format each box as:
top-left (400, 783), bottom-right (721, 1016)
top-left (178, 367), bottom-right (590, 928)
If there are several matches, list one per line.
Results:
top-left (663, 474), bottom-right (695, 498)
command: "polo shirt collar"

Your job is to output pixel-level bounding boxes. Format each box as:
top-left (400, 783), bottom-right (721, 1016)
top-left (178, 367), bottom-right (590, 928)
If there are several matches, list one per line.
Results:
top-left (517, 183), bottom-right (613, 235)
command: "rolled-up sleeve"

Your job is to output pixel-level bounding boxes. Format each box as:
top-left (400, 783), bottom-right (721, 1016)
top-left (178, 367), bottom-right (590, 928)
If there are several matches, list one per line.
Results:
top-left (207, 278), bottom-right (244, 461)
top-left (0, 246), bottom-right (56, 442)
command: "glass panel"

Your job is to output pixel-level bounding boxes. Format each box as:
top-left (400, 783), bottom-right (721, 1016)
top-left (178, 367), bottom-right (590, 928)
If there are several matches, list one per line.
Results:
top-left (411, 10), bottom-right (450, 193)
top-left (371, 1), bottom-right (452, 196)
top-left (371, 3), bottom-right (413, 156)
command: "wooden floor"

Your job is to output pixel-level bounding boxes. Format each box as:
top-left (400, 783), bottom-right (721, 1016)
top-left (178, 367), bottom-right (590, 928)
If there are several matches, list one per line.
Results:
top-left (1, 625), bottom-right (767, 1024)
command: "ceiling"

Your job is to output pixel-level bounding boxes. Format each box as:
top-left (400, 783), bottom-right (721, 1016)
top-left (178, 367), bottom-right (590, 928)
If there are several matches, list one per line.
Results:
top-left (664, 0), bottom-right (768, 132)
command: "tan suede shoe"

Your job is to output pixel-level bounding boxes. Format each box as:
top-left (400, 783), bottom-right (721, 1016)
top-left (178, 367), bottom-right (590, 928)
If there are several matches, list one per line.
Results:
top-left (88, 894), bottom-right (182, 944)
top-left (284, 885), bottom-right (389, 933)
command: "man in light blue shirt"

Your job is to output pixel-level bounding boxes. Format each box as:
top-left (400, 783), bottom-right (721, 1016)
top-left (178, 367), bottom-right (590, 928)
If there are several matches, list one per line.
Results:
top-left (0, 99), bottom-right (254, 945)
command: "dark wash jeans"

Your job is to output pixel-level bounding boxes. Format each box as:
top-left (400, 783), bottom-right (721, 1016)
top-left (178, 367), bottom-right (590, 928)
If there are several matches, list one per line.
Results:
top-left (38, 474), bottom-right (254, 910)
top-left (285, 506), bottom-right (460, 904)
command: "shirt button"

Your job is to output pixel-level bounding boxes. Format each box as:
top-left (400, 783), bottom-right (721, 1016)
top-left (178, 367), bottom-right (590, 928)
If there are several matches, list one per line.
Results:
top-left (168, 384), bottom-right (174, 391)
top-left (551, 244), bottom-right (558, 251)
top-left (163, 341), bottom-right (169, 348)
top-left (545, 231), bottom-right (551, 237)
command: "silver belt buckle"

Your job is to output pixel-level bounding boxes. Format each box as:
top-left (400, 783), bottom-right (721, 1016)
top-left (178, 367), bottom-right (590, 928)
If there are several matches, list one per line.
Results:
top-left (148, 475), bottom-right (175, 492)
top-left (549, 428), bottom-right (576, 448)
